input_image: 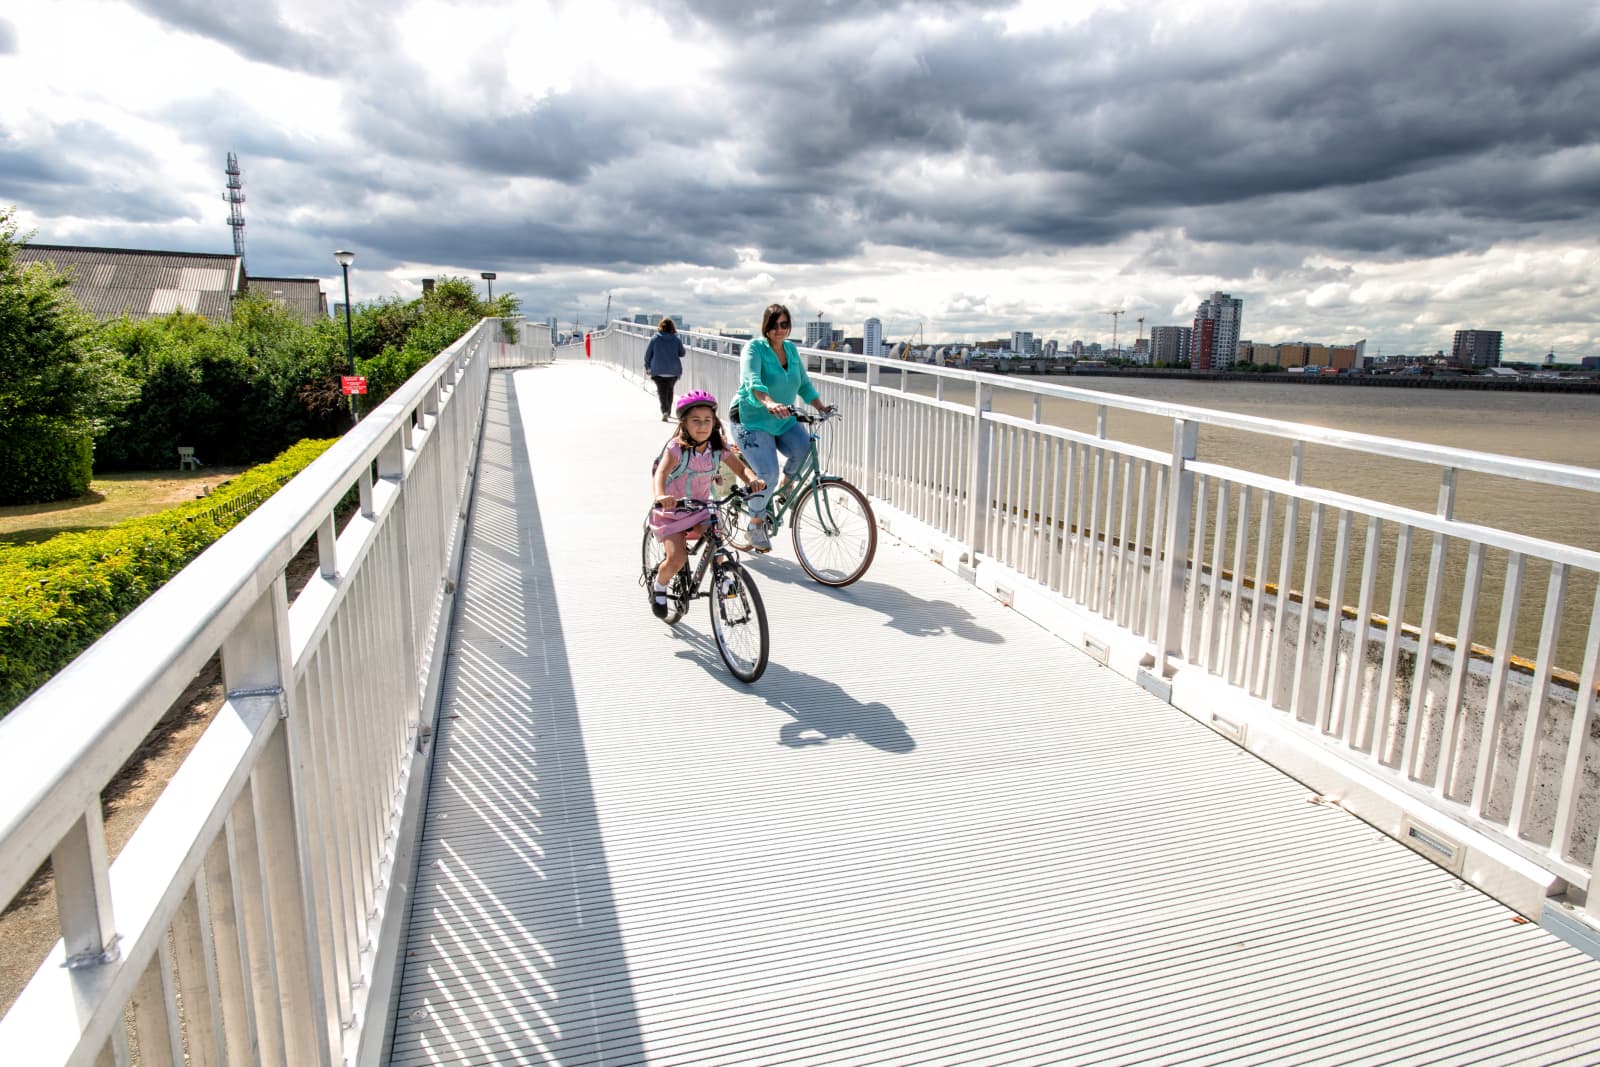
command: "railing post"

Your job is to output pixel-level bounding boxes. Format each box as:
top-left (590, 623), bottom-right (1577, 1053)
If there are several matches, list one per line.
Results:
top-left (54, 806), bottom-right (118, 970)
top-left (965, 381), bottom-right (993, 560)
top-left (862, 361), bottom-right (881, 495)
top-left (379, 430), bottom-right (423, 732)
top-left (223, 579), bottom-right (335, 1066)
top-left (1155, 419), bottom-right (1199, 673)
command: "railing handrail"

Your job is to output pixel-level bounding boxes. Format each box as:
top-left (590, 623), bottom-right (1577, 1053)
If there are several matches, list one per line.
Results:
top-left (608, 319), bottom-right (1600, 495)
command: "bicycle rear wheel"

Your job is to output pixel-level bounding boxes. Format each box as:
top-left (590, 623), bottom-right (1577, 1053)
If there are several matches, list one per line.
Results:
top-left (709, 561), bottom-right (769, 683)
top-left (641, 523), bottom-right (685, 624)
top-left (791, 479), bottom-right (877, 586)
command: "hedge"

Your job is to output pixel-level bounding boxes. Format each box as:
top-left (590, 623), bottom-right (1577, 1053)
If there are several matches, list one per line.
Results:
top-left (0, 416), bottom-right (94, 503)
top-left (0, 438), bottom-right (338, 716)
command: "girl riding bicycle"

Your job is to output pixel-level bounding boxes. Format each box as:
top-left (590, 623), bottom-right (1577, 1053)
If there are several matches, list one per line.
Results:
top-left (649, 389), bottom-right (766, 618)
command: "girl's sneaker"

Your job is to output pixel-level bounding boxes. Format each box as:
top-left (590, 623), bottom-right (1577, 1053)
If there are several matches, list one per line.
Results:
top-left (746, 522), bottom-right (772, 553)
top-left (649, 582), bottom-right (670, 618)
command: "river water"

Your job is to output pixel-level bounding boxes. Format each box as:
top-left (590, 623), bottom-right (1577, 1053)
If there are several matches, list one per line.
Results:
top-left (884, 370), bottom-right (1600, 671)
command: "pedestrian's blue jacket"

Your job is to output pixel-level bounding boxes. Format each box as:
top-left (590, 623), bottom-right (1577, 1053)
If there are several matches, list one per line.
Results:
top-left (645, 333), bottom-right (684, 377)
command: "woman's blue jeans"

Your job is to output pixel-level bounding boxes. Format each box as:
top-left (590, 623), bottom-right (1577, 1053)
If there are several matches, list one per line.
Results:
top-left (734, 420), bottom-right (811, 521)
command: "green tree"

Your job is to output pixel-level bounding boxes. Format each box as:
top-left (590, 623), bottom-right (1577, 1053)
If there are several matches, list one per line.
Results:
top-left (0, 208), bottom-right (134, 502)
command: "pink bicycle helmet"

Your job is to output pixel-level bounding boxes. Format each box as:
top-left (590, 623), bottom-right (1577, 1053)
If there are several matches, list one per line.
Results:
top-left (674, 389), bottom-right (718, 416)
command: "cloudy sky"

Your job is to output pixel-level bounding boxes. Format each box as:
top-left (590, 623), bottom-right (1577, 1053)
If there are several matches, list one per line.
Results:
top-left (4, 0), bottom-right (1599, 358)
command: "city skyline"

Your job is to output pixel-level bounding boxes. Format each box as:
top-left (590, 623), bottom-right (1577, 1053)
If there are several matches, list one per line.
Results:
top-left (3, 2), bottom-right (1599, 361)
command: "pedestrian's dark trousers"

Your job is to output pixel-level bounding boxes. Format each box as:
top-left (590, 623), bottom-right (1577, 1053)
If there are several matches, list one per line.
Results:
top-left (652, 375), bottom-right (678, 416)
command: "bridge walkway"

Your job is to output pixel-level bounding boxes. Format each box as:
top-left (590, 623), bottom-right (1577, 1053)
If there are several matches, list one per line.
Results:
top-left (385, 362), bottom-right (1600, 1065)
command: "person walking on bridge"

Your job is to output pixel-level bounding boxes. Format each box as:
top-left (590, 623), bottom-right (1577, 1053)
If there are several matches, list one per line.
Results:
top-left (644, 317), bottom-right (685, 421)
top-left (730, 303), bottom-right (833, 552)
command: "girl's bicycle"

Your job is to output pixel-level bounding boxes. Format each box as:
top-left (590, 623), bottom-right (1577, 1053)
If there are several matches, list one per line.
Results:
top-left (640, 492), bottom-right (770, 683)
top-left (726, 410), bottom-right (878, 587)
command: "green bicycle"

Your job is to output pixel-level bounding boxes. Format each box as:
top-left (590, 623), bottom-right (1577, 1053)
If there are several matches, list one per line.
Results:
top-left (726, 410), bottom-right (878, 587)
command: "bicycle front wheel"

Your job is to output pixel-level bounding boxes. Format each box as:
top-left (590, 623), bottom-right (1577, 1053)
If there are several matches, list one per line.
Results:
top-left (641, 523), bottom-right (684, 624)
top-left (720, 496), bottom-right (755, 553)
top-left (791, 479), bottom-right (877, 586)
top-left (709, 561), bottom-right (769, 683)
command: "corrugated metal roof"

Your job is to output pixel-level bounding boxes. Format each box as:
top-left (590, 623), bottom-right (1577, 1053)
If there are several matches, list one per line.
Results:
top-left (13, 244), bottom-right (242, 323)
top-left (387, 365), bottom-right (1600, 1066)
top-left (244, 276), bottom-right (328, 324)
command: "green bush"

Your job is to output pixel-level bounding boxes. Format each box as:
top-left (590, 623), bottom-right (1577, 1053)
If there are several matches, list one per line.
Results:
top-left (0, 415), bottom-right (94, 503)
top-left (0, 438), bottom-right (337, 715)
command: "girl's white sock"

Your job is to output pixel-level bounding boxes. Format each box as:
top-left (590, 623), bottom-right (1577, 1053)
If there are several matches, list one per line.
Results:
top-left (652, 579), bottom-right (669, 596)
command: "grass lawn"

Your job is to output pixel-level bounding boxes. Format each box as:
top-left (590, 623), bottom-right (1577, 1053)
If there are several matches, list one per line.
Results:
top-left (0, 468), bottom-right (250, 546)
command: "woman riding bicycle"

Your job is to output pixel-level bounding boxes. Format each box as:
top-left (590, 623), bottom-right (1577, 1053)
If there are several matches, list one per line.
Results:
top-left (648, 389), bottom-right (765, 618)
top-left (732, 303), bottom-right (834, 552)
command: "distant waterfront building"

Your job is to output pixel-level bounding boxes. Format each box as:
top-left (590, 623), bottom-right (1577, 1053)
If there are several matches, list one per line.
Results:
top-left (863, 317), bottom-right (883, 358)
top-left (1011, 330), bottom-right (1034, 356)
top-left (1451, 329), bottom-right (1503, 368)
top-left (1149, 325), bottom-right (1192, 365)
top-left (1192, 291), bottom-right (1243, 370)
top-left (805, 318), bottom-right (833, 348)
top-left (632, 313), bottom-right (653, 325)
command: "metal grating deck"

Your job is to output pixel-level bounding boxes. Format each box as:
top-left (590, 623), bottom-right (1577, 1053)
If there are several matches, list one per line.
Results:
top-left (387, 363), bottom-right (1600, 1065)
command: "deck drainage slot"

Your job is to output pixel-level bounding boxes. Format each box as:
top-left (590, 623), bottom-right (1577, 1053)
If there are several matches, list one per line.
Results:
top-left (1209, 712), bottom-right (1246, 744)
top-left (1401, 818), bottom-right (1465, 874)
top-left (1083, 636), bottom-right (1110, 665)
top-left (995, 583), bottom-right (1014, 606)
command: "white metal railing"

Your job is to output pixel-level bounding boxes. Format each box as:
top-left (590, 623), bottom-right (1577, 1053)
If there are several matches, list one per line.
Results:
top-left (0, 319), bottom-right (498, 1064)
top-left (594, 320), bottom-right (1600, 923)
top-left (487, 318), bottom-right (554, 369)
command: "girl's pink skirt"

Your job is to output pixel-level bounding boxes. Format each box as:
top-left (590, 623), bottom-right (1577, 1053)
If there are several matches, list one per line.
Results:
top-left (649, 505), bottom-right (712, 541)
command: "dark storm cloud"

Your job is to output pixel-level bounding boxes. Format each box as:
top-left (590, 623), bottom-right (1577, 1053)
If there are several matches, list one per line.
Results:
top-left (662, 0), bottom-right (1600, 264)
top-left (671, 0), bottom-right (1014, 37)
top-left (126, 0), bottom-right (347, 76)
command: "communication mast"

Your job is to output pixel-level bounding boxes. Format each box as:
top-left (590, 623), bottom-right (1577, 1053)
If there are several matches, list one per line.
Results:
top-left (223, 152), bottom-right (246, 273)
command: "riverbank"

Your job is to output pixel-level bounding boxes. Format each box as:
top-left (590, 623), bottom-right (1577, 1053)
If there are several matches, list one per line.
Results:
top-left (805, 355), bottom-right (1600, 391)
top-left (1061, 367), bottom-right (1600, 392)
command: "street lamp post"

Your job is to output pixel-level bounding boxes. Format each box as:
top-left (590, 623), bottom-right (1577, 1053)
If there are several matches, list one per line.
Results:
top-left (481, 271), bottom-right (497, 306)
top-left (335, 250), bottom-right (357, 425)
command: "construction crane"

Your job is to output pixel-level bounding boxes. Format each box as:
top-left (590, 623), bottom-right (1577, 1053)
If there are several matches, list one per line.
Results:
top-left (1102, 309), bottom-right (1125, 357)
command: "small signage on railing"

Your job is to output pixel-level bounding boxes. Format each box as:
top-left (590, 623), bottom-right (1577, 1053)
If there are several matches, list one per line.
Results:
top-left (341, 375), bottom-right (368, 395)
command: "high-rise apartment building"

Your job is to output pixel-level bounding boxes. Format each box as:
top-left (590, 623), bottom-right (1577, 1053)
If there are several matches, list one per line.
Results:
top-left (805, 318), bottom-right (833, 348)
top-left (1192, 291), bottom-right (1243, 370)
top-left (1148, 325), bottom-right (1192, 365)
top-left (863, 318), bottom-right (883, 357)
top-left (1451, 329), bottom-right (1502, 368)
top-left (1011, 331), bottom-right (1034, 356)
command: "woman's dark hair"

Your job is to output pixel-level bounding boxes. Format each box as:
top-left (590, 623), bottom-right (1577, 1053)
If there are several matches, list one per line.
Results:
top-left (674, 411), bottom-right (728, 452)
top-left (761, 303), bottom-right (792, 339)
top-left (658, 318), bottom-right (676, 333)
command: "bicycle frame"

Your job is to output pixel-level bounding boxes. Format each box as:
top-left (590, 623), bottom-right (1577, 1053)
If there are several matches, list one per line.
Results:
top-left (655, 497), bottom-right (745, 606)
top-left (758, 416), bottom-right (831, 533)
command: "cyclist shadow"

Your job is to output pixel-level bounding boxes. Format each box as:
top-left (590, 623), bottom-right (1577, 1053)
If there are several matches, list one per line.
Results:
top-left (741, 557), bottom-right (1004, 644)
top-left (671, 632), bottom-right (916, 754)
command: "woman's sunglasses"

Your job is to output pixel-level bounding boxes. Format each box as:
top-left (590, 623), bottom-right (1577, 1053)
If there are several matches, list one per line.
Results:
top-left (772, 320), bottom-right (791, 329)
